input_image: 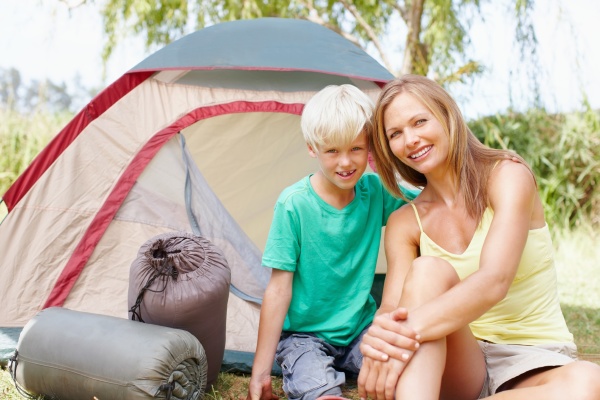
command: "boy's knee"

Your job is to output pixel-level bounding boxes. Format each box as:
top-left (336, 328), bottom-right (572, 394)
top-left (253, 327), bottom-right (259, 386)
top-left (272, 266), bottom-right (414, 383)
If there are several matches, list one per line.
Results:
top-left (284, 366), bottom-right (345, 400)
top-left (277, 337), bottom-right (345, 400)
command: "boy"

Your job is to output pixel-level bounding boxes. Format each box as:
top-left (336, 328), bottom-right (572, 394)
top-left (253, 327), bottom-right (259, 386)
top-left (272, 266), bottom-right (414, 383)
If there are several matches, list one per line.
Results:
top-left (246, 85), bottom-right (419, 400)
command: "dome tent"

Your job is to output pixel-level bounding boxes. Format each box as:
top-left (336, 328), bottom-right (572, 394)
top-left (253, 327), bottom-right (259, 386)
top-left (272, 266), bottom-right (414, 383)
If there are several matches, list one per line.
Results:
top-left (0, 17), bottom-right (394, 371)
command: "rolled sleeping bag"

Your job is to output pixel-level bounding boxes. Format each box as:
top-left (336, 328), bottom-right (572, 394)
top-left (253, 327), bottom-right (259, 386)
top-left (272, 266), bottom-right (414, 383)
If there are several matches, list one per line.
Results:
top-left (128, 232), bottom-right (231, 386)
top-left (11, 307), bottom-right (207, 400)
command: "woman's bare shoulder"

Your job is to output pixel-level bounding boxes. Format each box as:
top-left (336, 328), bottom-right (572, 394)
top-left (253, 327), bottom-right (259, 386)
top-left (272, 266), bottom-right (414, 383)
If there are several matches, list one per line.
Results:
top-left (490, 159), bottom-right (536, 191)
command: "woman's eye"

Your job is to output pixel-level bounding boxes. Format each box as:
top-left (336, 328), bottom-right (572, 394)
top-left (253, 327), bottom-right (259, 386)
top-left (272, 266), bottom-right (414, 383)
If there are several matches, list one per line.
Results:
top-left (416, 119), bottom-right (426, 126)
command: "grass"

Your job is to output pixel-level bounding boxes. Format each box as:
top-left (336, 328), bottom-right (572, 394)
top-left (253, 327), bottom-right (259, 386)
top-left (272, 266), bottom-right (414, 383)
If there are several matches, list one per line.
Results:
top-left (1, 225), bottom-right (598, 399)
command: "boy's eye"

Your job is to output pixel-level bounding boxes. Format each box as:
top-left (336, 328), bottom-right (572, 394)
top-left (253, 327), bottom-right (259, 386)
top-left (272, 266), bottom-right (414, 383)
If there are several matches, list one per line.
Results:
top-left (325, 149), bottom-right (337, 153)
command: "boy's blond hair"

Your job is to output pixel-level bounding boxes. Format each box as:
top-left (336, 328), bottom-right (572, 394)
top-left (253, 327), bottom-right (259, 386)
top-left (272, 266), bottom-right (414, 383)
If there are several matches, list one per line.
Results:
top-left (301, 84), bottom-right (374, 151)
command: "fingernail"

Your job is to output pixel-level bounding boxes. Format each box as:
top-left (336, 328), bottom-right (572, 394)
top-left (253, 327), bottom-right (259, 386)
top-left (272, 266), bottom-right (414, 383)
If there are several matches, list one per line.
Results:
top-left (381, 353), bottom-right (389, 361)
top-left (402, 353), bottom-right (408, 360)
top-left (415, 342), bottom-right (420, 349)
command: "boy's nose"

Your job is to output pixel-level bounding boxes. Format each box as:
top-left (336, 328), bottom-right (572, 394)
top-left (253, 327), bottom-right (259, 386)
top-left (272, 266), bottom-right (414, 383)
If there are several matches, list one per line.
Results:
top-left (338, 153), bottom-right (352, 166)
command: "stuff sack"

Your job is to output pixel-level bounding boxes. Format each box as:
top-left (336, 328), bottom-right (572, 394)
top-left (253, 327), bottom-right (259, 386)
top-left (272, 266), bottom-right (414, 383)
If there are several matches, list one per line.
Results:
top-left (10, 307), bottom-right (207, 400)
top-left (128, 232), bottom-right (231, 386)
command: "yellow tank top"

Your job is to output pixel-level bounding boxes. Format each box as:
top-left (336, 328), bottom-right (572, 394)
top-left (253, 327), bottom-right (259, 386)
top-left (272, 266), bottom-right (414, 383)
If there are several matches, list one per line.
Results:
top-left (410, 203), bottom-right (573, 344)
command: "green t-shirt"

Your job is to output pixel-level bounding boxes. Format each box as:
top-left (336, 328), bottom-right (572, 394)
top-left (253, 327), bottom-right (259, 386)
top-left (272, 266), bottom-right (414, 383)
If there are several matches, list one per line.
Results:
top-left (262, 173), bottom-right (418, 346)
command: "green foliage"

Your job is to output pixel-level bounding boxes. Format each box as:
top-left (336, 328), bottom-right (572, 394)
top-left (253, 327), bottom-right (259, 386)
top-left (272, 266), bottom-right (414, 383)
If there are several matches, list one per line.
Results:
top-left (96, 0), bottom-right (535, 83)
top-left (0, 109), bottom-right (71, 198)
top-left (469, 106), bottom-right (600, 230)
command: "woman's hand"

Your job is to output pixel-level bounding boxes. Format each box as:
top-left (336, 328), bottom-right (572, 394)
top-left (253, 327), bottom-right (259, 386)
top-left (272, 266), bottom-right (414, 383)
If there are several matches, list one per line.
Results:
top-left (360, 308), bottom-right (420, 363)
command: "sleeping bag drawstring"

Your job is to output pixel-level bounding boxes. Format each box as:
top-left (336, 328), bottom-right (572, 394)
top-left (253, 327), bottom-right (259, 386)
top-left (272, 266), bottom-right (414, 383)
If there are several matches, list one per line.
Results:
top-left (129, 251), bottom-right (179, 323)
top-left (158, 381), bottom-right (175, 399)
top-left (8, 351), bottom-right (38, 399)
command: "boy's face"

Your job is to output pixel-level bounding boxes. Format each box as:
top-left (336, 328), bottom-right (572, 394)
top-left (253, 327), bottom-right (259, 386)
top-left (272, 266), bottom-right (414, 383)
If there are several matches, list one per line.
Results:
top-left (308, 131), bottom-right (369, 193)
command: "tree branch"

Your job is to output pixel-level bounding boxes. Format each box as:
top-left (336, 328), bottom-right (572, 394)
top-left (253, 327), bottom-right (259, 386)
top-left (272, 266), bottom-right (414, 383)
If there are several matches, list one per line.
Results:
top-left (338, 0), bottom-right (396, 74)
top-left (298, 0), bottom-right (362, 47)
top-left (58, 0), bottom-right (88, 9)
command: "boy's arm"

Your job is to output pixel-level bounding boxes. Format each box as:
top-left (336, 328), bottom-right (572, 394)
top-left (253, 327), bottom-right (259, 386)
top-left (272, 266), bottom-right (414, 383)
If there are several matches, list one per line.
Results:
top-left (247, 269), bottom-right (293, 400)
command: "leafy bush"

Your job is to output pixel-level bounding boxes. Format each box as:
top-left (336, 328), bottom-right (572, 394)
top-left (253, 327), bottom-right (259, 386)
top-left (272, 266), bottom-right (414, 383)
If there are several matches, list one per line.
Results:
top-left (469, 105), bottom-right (600, 230)
top-left (0, 109), bottom-right (71, 198)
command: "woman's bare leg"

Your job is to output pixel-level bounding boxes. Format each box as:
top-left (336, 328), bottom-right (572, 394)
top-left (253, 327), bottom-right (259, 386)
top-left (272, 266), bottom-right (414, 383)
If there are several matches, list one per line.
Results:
top-left (485, 360), bottom-right (600, 399)
top-left (393, 257), bottom-right (486, 399)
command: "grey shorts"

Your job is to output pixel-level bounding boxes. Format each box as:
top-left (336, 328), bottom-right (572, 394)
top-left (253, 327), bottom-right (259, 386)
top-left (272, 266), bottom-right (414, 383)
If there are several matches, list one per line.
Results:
top-left (275, 328), bottom-right (367, 400)
top-left (477, 341), bottom-right (578, 397)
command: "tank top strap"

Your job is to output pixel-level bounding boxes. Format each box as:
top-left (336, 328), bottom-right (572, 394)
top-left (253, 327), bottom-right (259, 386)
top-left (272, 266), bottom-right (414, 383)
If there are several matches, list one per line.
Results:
top-left (409, 202), bottom-right (424, 233)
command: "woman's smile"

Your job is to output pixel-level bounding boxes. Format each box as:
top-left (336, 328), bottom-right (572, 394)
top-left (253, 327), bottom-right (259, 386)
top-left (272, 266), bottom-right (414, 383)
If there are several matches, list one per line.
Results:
top-left (408, 145), bottom-right (433, 160)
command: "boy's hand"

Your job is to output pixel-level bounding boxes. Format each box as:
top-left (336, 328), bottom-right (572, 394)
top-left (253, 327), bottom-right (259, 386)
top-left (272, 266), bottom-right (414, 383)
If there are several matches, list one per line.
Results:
top-left (246, 374), bottom-right (279, 400)
top-left (357, 355), bottom-right (408, 400)
top-left (360, 308), bottom-right (420, 363)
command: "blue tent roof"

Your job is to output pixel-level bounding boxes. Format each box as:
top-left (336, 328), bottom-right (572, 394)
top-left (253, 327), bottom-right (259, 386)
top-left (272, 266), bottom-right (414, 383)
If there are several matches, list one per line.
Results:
top-left (130, 17), bottom-right (394, 83)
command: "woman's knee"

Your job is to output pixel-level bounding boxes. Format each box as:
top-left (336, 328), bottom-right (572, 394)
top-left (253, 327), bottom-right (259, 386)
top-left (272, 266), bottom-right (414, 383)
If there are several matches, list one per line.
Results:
top-left (403, 256), bottom-right (460, 296)
top-left (564, 361), bottom-right (600, 398)
top-left (543, 361), bottom-right (600, 399)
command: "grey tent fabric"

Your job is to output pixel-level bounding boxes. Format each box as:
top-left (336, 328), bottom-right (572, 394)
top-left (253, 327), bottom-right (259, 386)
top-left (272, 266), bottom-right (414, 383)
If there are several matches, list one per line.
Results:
top-left (11, 307), bottom-right (207, 400)
top-left (128, 232), bottom-right (231, 386)
top-left (131, 18), bottom-right (392, 83)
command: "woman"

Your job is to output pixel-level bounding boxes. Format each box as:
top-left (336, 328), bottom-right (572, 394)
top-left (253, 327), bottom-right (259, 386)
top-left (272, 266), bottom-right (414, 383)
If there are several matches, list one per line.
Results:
top-left (357, 74), bottom-right (600, 399)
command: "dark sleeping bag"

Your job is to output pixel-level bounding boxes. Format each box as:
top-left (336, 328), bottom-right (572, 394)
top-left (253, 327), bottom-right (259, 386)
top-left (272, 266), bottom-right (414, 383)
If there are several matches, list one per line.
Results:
top-left (128, 232), bottom-right (231, 387)
top-left (10, 307), bottom-right (207, 400)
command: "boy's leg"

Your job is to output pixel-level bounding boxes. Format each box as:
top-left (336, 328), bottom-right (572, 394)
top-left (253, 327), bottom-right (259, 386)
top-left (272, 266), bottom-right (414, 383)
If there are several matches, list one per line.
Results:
top-left (335, 325), bottom-right (369, 378)
top-left (276, 333), bottom-right (345, 400)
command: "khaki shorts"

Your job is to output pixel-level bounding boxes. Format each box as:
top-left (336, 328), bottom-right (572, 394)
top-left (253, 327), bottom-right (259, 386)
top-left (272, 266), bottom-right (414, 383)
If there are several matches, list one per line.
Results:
top-left (477, 341), bottom-right (578, 397)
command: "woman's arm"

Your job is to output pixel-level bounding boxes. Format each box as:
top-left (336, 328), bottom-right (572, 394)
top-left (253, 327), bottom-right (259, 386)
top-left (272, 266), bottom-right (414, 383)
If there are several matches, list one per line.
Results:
top-left (367, 204), bottom-right (422, 347)
top-left (358, 205), bottom-right (422, 399)
top-left (405, 161), bottom-right (537, 341)
top-left (363, 160), bottom-right (539, 354)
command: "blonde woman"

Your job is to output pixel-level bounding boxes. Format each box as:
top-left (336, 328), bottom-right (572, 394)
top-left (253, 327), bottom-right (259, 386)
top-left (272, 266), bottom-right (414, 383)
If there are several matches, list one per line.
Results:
top-left (357, 74), bottom-right (600, 399)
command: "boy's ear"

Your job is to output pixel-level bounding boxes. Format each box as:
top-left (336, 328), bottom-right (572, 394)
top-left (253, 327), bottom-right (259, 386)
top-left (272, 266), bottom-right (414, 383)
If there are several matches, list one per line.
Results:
top-left (307, 143), bottom-right (318, 158)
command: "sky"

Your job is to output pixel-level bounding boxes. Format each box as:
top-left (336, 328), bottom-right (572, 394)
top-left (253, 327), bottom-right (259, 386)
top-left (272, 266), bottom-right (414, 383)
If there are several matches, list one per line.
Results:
top-left (1, 0), bottom-right (599, 119)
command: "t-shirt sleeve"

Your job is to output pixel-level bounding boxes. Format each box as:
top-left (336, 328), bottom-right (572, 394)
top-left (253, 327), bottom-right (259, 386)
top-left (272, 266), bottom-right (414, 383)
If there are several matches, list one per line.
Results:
top-left (261, 200), bottom-right (300, 272)
top-left (400, 186), bottom-right (421, 201)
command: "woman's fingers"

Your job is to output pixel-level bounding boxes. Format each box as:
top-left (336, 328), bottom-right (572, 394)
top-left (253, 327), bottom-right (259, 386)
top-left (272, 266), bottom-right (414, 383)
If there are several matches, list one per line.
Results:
top-left (361, 323), bottom-right (419, 361)
top-left (373, 313), bottom-right (419, 340)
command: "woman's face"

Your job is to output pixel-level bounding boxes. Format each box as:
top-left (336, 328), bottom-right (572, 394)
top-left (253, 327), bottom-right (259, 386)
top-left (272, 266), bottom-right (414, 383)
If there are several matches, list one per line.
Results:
top-left (383, 92), bottom-right (448, 175)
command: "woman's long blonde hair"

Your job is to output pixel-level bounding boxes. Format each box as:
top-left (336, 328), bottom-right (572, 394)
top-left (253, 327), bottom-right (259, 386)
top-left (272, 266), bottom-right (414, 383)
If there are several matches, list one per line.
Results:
top-left (369, 74), bottom-right (532, 223)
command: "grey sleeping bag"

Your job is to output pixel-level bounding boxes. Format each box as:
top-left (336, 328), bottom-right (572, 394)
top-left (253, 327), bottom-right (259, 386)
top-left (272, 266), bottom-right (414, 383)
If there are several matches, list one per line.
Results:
top-left (128, 232), bottom-right (231, 386)
top-left (11, 307), bottom-right (207, 400)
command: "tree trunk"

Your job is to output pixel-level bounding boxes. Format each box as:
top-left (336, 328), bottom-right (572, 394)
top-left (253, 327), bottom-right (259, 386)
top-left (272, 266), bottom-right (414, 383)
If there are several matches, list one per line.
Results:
top-left (401, 0), bottom-right (426, 76)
